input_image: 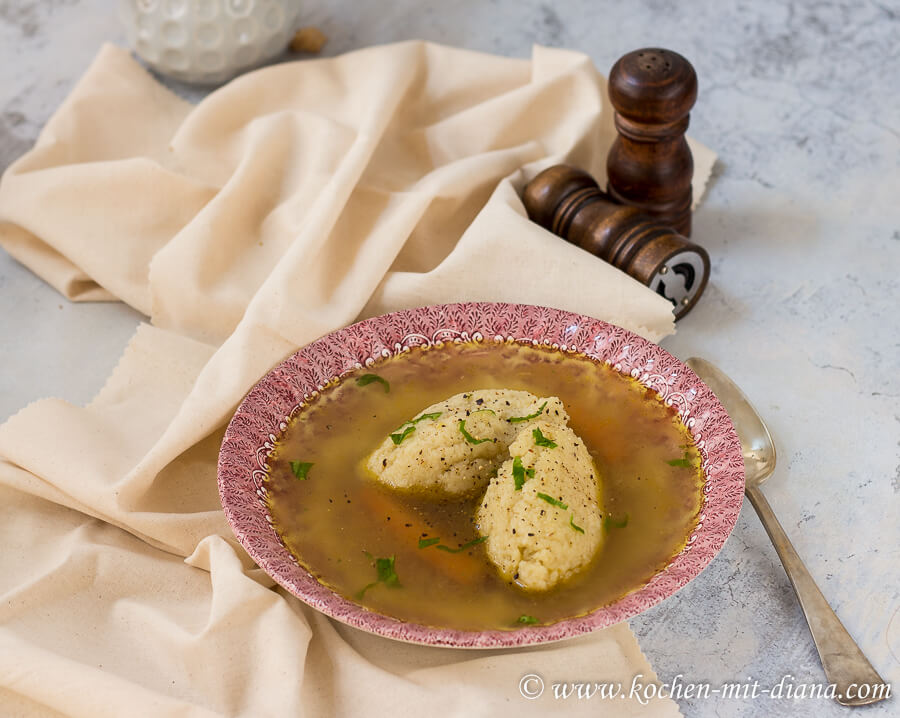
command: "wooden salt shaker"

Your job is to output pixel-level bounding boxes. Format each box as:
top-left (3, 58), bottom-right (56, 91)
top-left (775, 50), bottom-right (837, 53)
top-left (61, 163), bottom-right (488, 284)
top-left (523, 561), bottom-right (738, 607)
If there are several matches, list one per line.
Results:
top-left (522, 165), bottom-right (709, 319)
top-left (606, 48), bottom-right (697, 236)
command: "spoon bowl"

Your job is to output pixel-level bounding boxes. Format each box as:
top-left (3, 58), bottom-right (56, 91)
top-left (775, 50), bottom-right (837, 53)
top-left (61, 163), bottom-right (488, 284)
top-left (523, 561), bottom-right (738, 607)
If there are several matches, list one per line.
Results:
top-left (685, 357), bottom-right (776, 487)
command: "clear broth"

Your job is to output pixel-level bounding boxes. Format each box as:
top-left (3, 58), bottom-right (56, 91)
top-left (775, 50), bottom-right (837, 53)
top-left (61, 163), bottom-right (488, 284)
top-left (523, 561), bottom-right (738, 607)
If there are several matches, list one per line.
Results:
top-left (265, 342), bottom-right (704, 631)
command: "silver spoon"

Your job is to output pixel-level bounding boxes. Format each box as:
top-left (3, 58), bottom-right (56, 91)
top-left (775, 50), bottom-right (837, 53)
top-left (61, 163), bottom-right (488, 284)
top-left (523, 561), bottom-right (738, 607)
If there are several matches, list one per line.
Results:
top-left (686, 357), bottom-right (889, 707)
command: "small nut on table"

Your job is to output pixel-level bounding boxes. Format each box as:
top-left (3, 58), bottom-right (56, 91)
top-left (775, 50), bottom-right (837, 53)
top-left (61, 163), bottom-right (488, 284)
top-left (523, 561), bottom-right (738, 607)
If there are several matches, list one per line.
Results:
top-left (290, 27), bottom-right (328, 54)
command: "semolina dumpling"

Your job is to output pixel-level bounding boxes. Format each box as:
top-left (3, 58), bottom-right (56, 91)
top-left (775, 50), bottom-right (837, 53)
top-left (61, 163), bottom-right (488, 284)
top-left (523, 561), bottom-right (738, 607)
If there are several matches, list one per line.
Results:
top-left (476, 419), bottom-right (603, 591)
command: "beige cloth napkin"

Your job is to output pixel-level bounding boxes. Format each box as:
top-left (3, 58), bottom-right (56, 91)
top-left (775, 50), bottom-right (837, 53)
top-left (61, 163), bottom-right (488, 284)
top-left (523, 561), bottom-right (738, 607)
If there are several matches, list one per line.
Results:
top-left (0, 41), bottom-right (715, 717)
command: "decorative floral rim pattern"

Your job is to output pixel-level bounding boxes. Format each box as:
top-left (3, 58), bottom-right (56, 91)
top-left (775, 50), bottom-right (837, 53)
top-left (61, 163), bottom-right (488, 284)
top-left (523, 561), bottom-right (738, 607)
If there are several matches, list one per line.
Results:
top-left (217, 303), bottom-right (745, 648)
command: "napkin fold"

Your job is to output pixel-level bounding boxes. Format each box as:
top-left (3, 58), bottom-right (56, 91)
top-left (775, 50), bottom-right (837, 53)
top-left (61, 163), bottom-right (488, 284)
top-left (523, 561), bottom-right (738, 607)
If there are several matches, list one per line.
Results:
top-left (0, 40), bottom-right (714, 717)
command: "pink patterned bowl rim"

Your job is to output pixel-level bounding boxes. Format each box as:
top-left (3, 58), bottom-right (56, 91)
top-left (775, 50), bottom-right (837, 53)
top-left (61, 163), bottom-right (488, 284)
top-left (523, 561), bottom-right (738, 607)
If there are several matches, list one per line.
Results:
top-left (217, 302), bottom-right (745, 648)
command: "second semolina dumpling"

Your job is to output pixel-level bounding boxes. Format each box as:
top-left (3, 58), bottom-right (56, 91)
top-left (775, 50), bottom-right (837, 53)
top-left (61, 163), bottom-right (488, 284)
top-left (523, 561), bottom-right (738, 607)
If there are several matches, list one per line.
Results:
top-left (476, 419), bottom-right (604, 591)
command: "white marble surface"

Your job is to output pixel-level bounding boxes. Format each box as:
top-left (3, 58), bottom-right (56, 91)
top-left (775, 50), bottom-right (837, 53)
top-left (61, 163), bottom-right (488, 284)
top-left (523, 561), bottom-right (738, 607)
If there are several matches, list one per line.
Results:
top-left (1, 1), bottom-right (898, 716)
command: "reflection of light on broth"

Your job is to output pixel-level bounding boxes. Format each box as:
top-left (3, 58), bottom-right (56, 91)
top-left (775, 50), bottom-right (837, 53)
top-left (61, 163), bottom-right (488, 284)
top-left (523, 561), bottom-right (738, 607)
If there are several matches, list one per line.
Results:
top-left (265, 342), bottom-right (705, 631)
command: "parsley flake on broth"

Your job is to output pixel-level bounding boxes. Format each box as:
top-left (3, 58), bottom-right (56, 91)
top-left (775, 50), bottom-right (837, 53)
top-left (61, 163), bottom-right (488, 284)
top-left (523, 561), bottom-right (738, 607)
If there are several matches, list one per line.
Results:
top-left (666, 448), bottom-right (699, 468)
top-left (356, 555), bottom-right (400, 599)
top-left (289, 461), bottom-right (314, 480)
top-left (666, 457), bottom-right (692, 468)
top-left (433, 536), bottom-right (488, 554)
top-left (415, 535), bottom-right (489, 554)
top-left (356, 373), bottom-right (390, 392)
top-left (264, 341), bottom-right (705, 631)
top-left (604, 514), bottom-right (630, 531)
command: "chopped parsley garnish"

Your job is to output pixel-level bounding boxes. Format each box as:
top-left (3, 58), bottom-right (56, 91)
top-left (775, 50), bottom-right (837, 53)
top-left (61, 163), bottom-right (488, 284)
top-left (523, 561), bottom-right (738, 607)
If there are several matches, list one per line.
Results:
top-left (512, 456), bottom-right (535, 490)
top-left (508, 401), bottom-right (547, 423)
top-left (666, 457), bottom-right (692, 468)
top-left (536, 492), bottom-right (568, 510)
top-left (517, 614), bottom-right (539, 625)
top-left (375, 556), bottom-right (399, 583)
top-left (667, 448), bottom-right (694, 468)
top-left (390, 425), bottom-right (416, 445)
top-left (569, 514), bottom-right (585, 533)
top-left (390, 412), bottom-right (442, 445)
top-left (435, 536), bottom-right (488, 553)
top-left (356, 373), bottom-right (390, 392)
top-left (532, 427), bottom-right (558, 448)
top-left (419, 535), bottom-right (488, 553)
top-left (289, 461), bottom-right (314, 480)
top-left (458, 419), bottom-right (492, 445)
top-left (356, 555), bottom-right (400, 599)
top-left (603, 513), bottom-right (630, 530)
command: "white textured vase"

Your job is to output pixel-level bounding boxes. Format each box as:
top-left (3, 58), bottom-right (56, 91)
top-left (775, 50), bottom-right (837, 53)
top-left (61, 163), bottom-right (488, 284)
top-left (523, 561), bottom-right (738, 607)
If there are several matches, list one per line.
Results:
top-left (119, 0), bottom-right (302, 85)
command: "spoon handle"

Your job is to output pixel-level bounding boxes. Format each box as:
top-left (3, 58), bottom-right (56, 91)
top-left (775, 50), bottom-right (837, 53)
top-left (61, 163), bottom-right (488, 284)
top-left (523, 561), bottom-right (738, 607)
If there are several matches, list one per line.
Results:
top-left (745, 484), bottom-right (889, 706)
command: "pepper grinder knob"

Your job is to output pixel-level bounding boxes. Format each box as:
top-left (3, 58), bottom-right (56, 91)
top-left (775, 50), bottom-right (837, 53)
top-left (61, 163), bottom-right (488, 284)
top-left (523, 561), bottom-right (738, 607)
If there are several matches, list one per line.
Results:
top-left (523, 165), bottom-right (709, 319)
top-left (607, 48), bottom-right (697, 236)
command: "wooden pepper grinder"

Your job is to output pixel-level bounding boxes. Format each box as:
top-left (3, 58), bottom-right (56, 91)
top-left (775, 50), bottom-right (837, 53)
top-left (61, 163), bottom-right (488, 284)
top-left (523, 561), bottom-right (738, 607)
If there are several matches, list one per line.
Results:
top-left (522, 165), bottom-right (709, 319)
top-left (606, 48), bottom-right (697, 236)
